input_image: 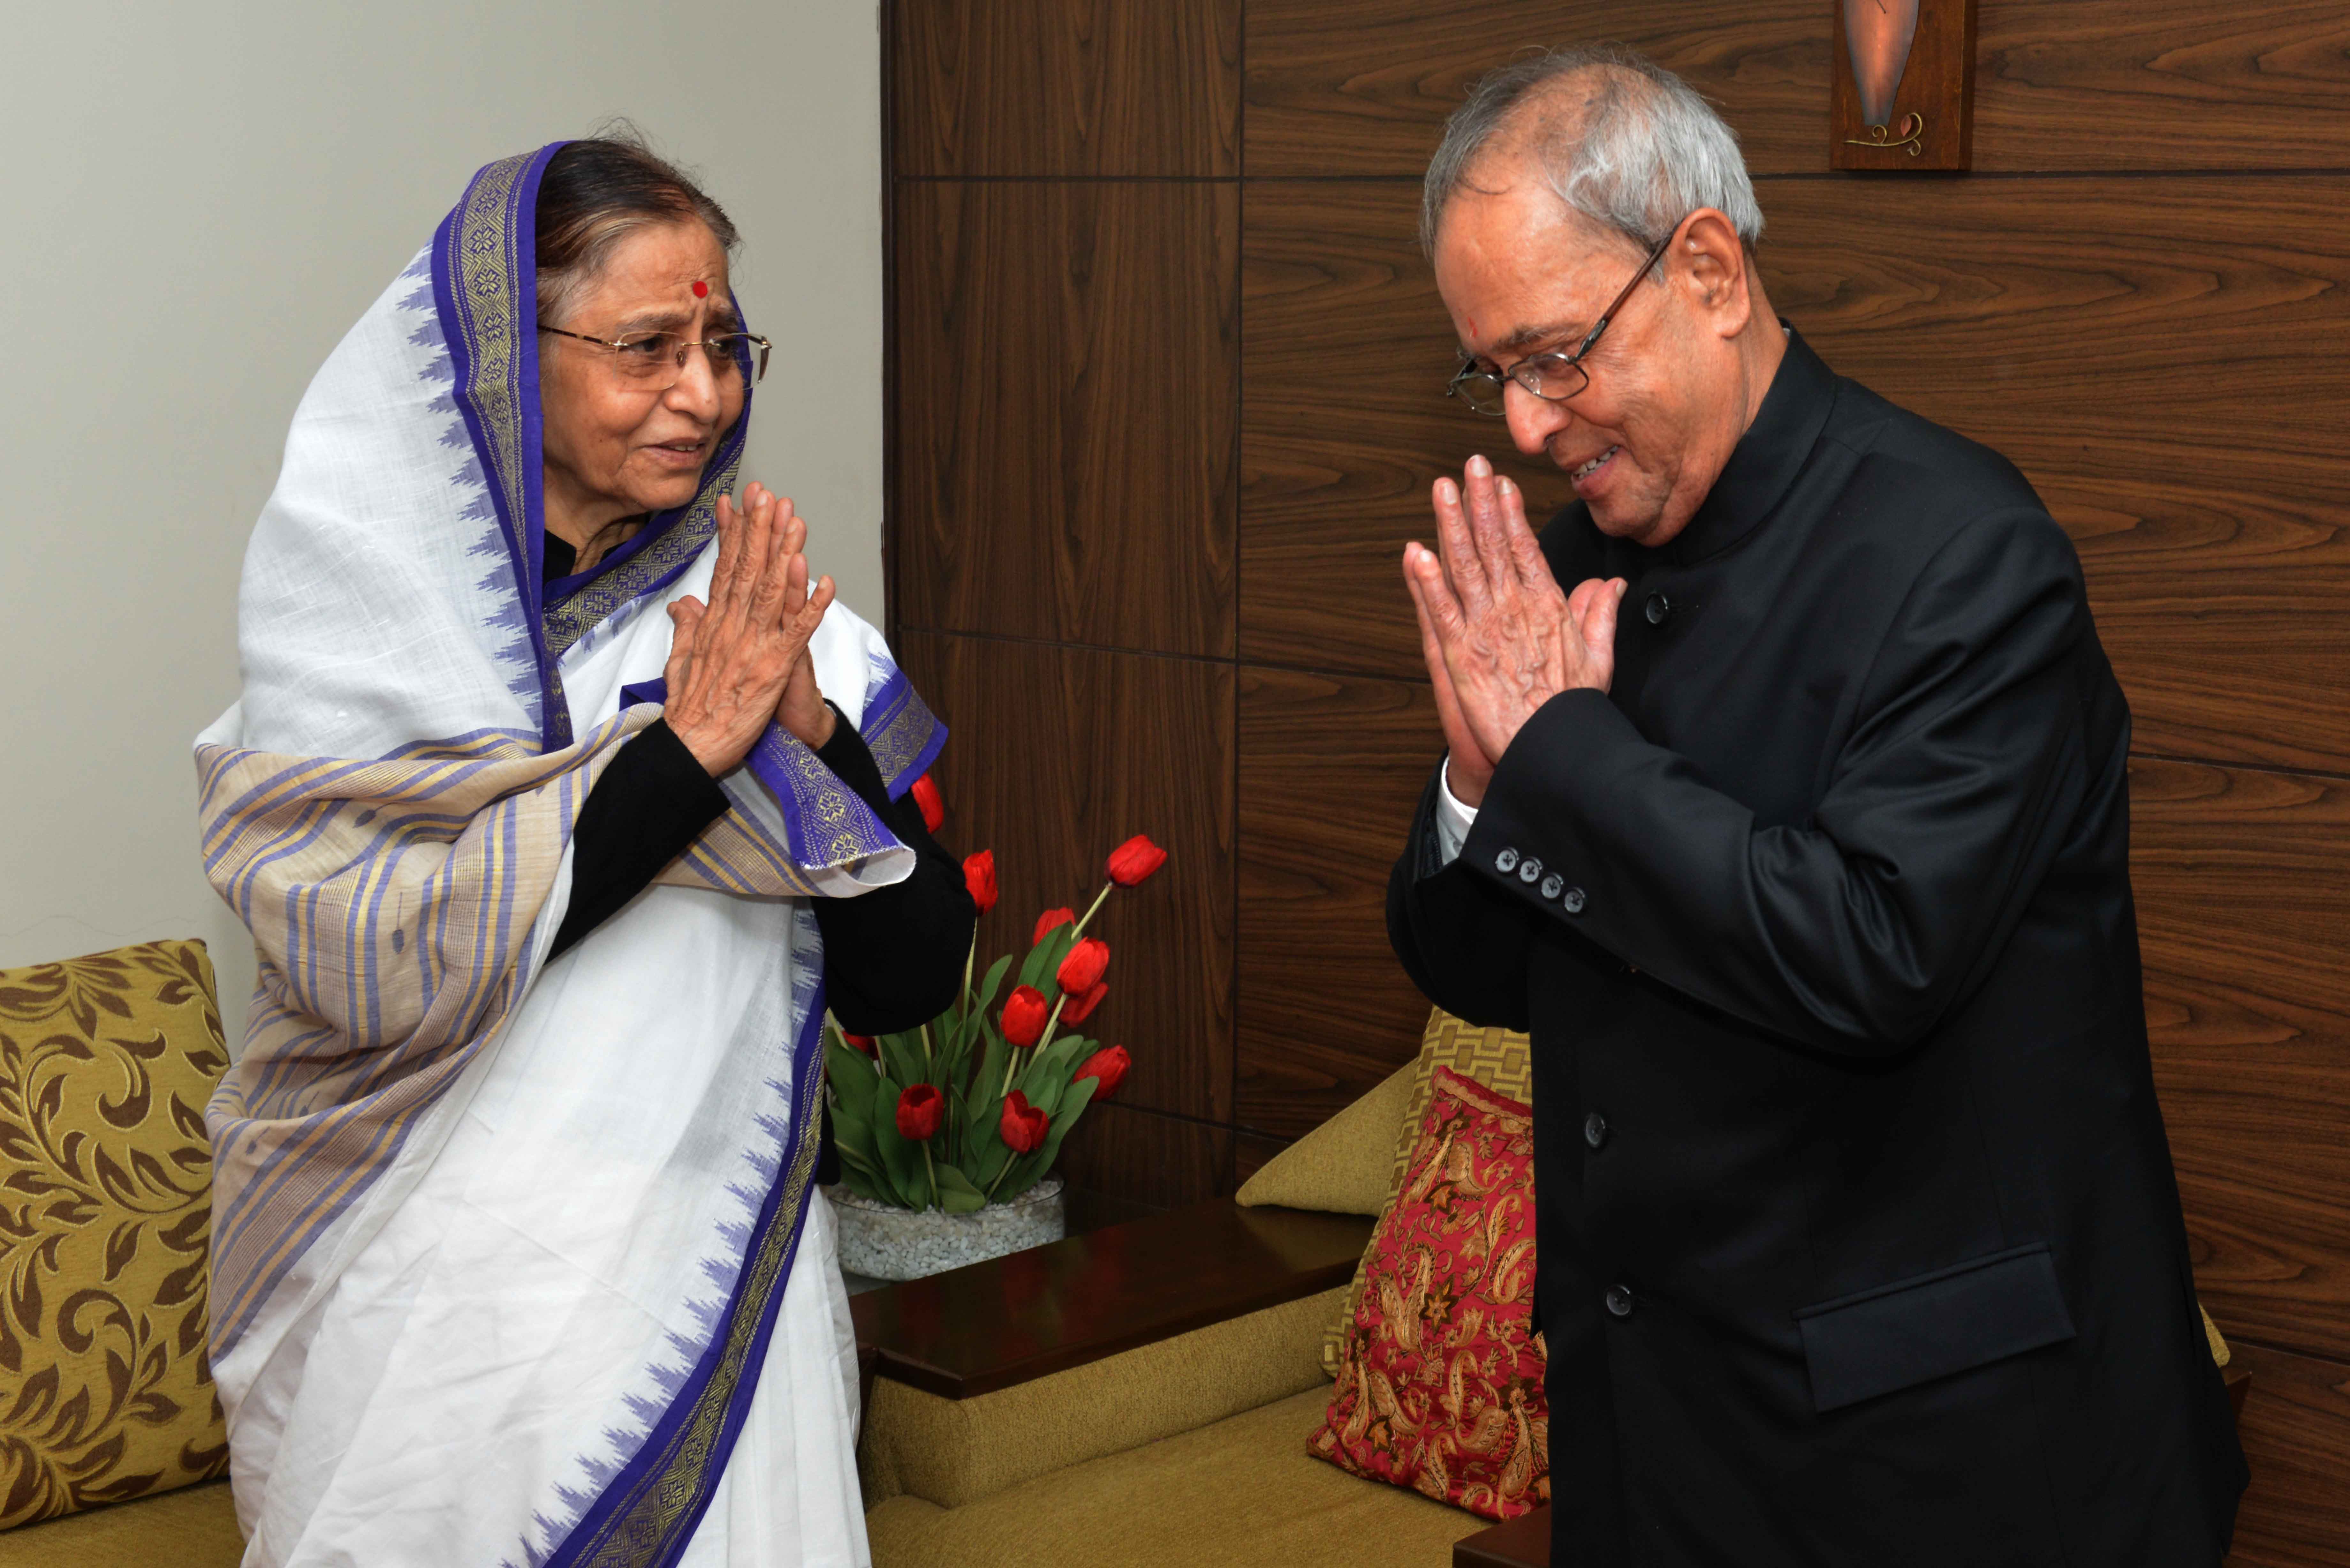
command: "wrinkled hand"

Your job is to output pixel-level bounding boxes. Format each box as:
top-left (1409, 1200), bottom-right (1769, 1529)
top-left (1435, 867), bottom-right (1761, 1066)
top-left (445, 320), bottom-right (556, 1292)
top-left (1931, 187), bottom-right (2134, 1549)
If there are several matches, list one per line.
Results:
top-left (775, 521), bottom-right (836, 750)
top-left (1401, 455), bottom-right (1625, 807)
top-left (662, 483), bottom-right (837, 776)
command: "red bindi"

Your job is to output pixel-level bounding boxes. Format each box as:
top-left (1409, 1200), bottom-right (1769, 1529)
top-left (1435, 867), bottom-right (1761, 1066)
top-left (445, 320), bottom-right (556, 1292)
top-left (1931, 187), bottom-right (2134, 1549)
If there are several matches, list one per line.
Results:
top-left (691, 280), bottom-right (709, 298)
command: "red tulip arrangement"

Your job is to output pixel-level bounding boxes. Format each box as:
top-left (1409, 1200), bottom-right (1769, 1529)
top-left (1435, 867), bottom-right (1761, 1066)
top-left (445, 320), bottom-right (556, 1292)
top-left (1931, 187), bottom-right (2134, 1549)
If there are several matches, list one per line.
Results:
top-left (824, 808), bottom-right (1171, 1213)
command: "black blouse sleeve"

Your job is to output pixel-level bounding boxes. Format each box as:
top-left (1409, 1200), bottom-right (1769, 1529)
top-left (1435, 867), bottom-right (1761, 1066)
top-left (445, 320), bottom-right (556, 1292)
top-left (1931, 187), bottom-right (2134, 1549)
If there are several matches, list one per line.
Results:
top-left (809, 704), bottom-right (978, 1034)
top-left (550, 697), bottom-right (974, 1040)
top-left (550, 719), bottom-right (730, 960)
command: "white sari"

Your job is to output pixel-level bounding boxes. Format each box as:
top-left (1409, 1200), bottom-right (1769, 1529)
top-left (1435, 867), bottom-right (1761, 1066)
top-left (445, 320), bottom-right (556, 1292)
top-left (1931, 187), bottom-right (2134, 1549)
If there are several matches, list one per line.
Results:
top-left (195, 145), bottom-right (941, 1568)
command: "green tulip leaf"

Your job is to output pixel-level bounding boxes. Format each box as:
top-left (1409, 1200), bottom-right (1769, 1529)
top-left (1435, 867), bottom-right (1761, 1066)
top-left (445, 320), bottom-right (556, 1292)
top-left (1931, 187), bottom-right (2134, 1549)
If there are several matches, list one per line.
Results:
top-left (1017, 923), bottom-right (1080, 997)
top-left (967, 1028), bottom-right (1009, 1143)
top-left (827, 1040), bottom-right (880, 1123)
top-left (969, 1129), bottom-right (1015, 1192)
top-left (932, 1164), bottom-right (988, 1215)
top-left (830, 1103), bottom-right (876, 1164)
top-left (879, 1030), bottom-right (928, 1093)
top-left (835, 1157), bottom-right (890, 1206)
top-left (973, 952), bottom-right (1014, 1016)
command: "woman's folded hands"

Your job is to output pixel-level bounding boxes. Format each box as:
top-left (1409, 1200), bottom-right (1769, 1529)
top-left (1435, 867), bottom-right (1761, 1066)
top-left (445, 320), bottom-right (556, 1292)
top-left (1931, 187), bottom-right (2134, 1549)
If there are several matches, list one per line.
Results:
top-left (662, 483), bottom-right (838, 776)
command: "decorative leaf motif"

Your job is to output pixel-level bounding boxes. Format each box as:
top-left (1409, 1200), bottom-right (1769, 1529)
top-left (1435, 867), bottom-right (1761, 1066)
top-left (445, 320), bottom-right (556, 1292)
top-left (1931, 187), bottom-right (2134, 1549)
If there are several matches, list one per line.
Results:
top-left (0, 940), bottom-right (230, 1526)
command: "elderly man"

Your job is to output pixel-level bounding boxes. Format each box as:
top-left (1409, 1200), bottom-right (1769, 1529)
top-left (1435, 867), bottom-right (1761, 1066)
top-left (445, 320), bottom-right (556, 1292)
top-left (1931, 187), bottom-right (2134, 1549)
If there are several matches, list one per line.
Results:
top-left (1388, 46), bottom-right (2247, 1565)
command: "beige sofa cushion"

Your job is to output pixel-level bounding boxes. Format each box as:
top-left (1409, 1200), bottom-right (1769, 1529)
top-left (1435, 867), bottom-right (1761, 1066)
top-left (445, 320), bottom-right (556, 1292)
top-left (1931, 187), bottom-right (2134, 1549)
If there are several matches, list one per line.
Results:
top-left (863, 1286), bottom-right (1344, 1511)
top-left (0, 941), bottom-right (231, 1528)
top-left (1234, 1062), bottom-right (1414, 1217)
top-left (866, 1386), bottom-right (1481, 1568)
top-left (0, 1480), bottom-right (240, 1567)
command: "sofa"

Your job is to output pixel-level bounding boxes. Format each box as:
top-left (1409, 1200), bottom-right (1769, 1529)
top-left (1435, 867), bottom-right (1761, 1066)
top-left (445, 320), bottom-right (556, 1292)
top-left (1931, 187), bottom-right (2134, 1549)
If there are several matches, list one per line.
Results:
top-left (0, 944), bottom-right (2242, 1567)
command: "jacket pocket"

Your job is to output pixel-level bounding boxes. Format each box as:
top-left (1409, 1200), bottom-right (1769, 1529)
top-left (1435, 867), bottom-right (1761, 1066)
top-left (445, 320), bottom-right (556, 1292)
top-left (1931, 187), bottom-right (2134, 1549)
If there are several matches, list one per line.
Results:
top-left (1795, 1243), bottom-right (2075, 1413)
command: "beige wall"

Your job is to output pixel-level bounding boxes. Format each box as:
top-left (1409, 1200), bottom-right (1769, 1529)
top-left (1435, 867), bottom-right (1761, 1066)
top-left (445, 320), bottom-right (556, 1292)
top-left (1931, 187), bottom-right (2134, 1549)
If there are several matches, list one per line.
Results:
top-left (0, 2), bottom-right (885, 1040)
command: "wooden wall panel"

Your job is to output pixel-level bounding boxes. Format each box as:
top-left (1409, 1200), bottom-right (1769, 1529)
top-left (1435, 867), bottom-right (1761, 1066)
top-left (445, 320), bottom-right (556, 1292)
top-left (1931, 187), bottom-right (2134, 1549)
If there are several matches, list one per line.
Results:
top-left (1235, 1129), bottom-right (1291, 1186)
top-left (1055, 1103), bottom-right (1235, 1209)
top-left (1241, 180), bottom-right (1565, 677)
top-left (2133, 757), bottom-right (2350, 1362)
top-left (1245, 0), bottom-right (2350, 177)
top-left (1973, 2), bottom-right (2350, 172)
top-left (897, 632), bottom-right (1237, 1123)
top-left (1236, 667), bottom-right (1441, 1137)
top-left (893, 0), bottom-right (1241, 176)
top-left (1244, 0), bottom-right (1826, 177)
top-left (1765, 177), bottom-right (2350, 773)
top-left (894, 180), bottom-right (1239, 657)
top-left (2225, 1343), bottom-right (2350, 1568)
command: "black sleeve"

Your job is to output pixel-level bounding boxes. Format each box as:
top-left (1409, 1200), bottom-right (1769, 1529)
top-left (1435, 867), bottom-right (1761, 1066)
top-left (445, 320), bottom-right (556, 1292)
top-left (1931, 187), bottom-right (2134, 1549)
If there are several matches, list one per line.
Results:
top-left (810, 704), bottom-right (978, 1035)
top-left (551, 719), bottom-right (730, 960)
top-left (1386, 763), bottom-right (1543, 1032)
top-left (1459, 509), bottom-right (2093, 1056)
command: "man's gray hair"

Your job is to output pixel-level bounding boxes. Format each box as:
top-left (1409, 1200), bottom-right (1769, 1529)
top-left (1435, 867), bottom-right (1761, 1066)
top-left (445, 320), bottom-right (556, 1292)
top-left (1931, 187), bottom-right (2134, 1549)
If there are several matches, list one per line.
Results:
top-left (1421, 45), bottom-right (1763, 262)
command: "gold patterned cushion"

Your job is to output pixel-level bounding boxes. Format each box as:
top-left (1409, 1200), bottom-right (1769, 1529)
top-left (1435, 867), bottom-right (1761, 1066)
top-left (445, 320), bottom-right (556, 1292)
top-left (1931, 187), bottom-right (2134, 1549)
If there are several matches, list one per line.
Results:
top-left (1310, 1068), bottom-right (1547, 1519)
top-left (0, 941), bottom-right (231, 1528)
top-left (1322, 1010), bottom-right (1532, 1377)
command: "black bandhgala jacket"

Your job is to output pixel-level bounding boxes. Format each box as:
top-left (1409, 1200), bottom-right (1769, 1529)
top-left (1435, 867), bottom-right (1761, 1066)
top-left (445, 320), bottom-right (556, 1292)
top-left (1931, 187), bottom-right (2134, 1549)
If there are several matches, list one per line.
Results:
top-left (1388, 330), bottom-right (2247, 1566)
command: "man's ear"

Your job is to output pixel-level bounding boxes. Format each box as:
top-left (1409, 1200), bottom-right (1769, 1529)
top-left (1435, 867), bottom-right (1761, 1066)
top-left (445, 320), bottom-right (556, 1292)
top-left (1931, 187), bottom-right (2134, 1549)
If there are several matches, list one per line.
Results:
top-left (1674, 208), bottom-right (1753, 339)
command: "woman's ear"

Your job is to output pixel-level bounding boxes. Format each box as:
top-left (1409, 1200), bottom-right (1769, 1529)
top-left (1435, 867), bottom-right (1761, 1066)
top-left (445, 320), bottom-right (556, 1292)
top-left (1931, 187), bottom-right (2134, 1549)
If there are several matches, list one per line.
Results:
top-left (1676, 208), bottom-right (1754, 338)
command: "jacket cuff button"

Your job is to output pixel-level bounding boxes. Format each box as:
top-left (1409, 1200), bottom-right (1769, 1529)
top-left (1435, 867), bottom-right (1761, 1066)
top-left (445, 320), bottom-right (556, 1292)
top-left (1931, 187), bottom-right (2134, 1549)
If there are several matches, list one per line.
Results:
top-left (1494, 848), bottom-right (1520, 874)
top-left (1562, 886), bottom-right (1587, 914)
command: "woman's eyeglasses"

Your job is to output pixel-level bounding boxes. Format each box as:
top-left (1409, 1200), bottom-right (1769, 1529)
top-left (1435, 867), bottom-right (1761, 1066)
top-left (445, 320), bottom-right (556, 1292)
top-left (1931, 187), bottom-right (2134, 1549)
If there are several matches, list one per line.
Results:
top-left (540, 326), bottom-right (772, 390)
top-left (1445, 225), bottom-right (1680, 417)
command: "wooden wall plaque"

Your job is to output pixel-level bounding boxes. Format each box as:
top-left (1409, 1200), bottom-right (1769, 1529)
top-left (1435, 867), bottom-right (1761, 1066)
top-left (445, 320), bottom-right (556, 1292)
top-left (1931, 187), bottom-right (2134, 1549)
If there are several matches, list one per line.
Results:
top-left (1830, 0), bottom-right (1977, 170)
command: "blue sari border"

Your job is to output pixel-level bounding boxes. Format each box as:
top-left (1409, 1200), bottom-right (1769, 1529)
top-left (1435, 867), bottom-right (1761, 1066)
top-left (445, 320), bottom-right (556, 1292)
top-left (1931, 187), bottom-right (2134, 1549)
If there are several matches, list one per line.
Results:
top-left (432, 142), bottom-right (567, 750)
top-left (859, 666), bottom-right (946, 799)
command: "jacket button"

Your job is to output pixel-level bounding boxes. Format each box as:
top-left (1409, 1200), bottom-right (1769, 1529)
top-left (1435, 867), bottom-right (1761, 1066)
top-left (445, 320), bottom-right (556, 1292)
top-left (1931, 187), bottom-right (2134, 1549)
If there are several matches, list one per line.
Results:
top-left (1644, 592), bottom-right (1672, 627)
top-left (1561, 887), bottom-right (1587, 914)
top-left (1539, 872), bottom-right (1564, 901)
top-left (1584, 1112), bottom-right (1608, 1150)
top-left (1518, 857), bottom-right (1543, 884)
top-left (1494, 848), bottom-right (1519, 874)
top-left (1605, 1284), bottom-right (1635, 1319)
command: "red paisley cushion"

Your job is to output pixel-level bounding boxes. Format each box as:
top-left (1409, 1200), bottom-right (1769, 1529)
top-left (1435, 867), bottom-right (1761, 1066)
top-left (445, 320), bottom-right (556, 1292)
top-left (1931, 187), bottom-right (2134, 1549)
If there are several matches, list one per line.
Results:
top-left (1308, 1066), bottom-right (1547, 1519)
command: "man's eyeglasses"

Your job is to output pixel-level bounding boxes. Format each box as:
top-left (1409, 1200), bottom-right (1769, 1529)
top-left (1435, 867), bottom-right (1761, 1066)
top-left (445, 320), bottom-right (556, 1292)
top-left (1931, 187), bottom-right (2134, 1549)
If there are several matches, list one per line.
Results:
top-left (1445, 224), bottom-right (1680, 417)
top-left (540, 326), bottom-right (772, 390)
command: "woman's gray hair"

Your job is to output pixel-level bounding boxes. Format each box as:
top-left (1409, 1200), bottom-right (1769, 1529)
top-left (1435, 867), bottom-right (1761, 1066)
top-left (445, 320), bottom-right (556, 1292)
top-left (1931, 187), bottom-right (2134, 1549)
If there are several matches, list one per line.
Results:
top-left (1420, 45), bottom-right (1763, 263)
top-left (535, 121), bottom-right (739, 325)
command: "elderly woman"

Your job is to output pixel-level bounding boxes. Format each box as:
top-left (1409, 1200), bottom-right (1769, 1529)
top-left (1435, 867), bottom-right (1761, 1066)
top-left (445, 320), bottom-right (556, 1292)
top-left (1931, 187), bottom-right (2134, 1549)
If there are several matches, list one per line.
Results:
top-left (195, 135), bottom-right (971, 1566)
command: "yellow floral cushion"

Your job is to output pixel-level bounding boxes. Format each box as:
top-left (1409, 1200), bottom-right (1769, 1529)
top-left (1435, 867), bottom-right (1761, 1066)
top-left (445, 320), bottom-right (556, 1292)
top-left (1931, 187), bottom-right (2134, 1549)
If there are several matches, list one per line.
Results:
top-left (1322, 1010), bottom-right (1532, 1377)
top-left (0, 940), bottom-right (231, 1528)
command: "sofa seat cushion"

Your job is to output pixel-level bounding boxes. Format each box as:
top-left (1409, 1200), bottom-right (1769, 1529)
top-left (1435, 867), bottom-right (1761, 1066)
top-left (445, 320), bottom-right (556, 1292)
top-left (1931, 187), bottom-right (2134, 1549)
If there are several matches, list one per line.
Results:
top-left (0, 940), bottom-right (231, 1527)
top-left (866, 1387), bottom-right (1481, 1568)
top-left (861, 1285), bottom-right (1346, 1510)
top-left (0, 1480), bottom-right (240, 1567)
